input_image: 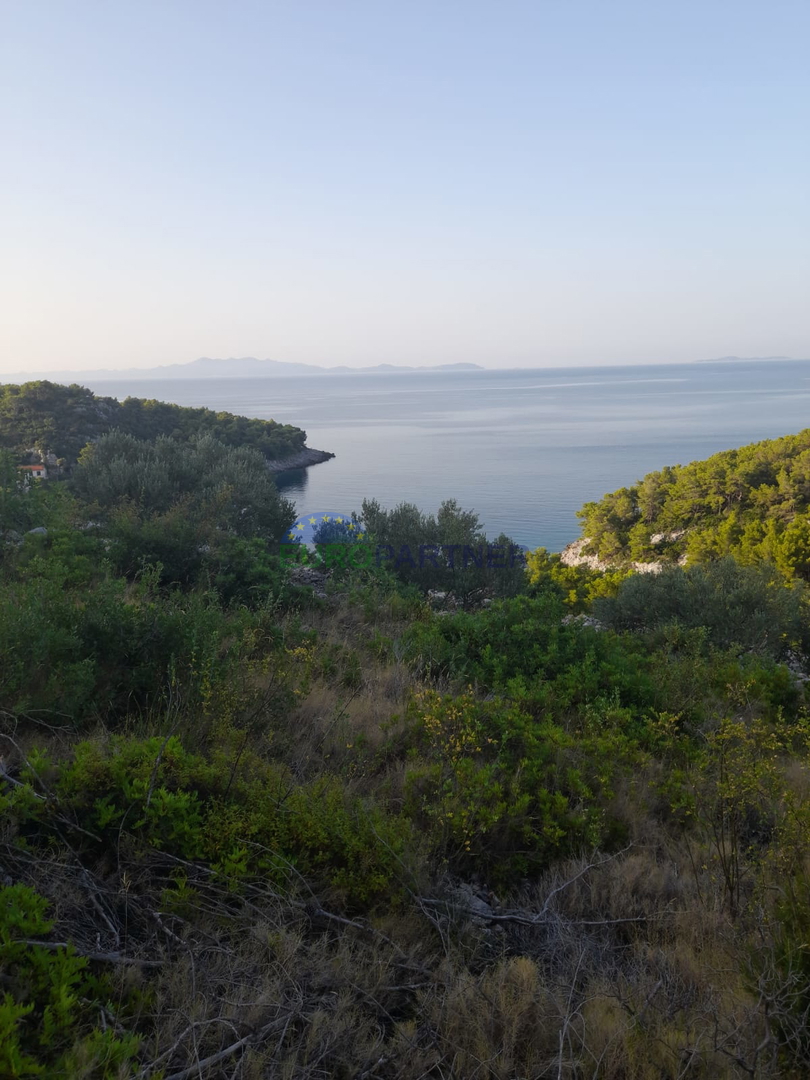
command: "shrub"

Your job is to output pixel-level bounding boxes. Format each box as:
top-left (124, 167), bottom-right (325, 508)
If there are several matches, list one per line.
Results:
top-left (36, 734), bottom-right (414, 907)
top-left (594, 558), bottom-right (807, 657)
top-left (73, 431), bottom-right (296, 545)
top-left (0, 884), bottom-right (140, 1077)
top-left (525, 546), bottom-right (630, 610)
top-left (401, 688), bottom-right (633, 881)
top-left (360, 497), bottom-right (526, 601)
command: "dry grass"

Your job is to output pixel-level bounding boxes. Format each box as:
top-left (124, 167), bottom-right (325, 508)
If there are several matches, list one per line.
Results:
top-left (4, 809), bottom-right (795, 1079)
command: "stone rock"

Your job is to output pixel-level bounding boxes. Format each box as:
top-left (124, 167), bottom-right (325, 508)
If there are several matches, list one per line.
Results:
top-left (559, 537), bottom-right (609, 571)
top-left (650, 529), bottom-right (687, 544)
top-left (561, 537), bottom-right (665, 575)
top-left (784, 650), bottom-right (810, 686)
top-left (288, 565), bottom-right (331, 598)
top-left (451, 883), bottom-right (495, 922)
top-left (562, 613), bottom-right (606, 631)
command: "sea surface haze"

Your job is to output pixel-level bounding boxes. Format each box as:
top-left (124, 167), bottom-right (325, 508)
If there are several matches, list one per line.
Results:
top-left (87, 359), bottom-right (810, 551)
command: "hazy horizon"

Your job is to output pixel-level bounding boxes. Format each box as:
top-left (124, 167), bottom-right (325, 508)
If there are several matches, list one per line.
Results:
top-left (3, 1), bottom-right (809, 375)
top-left (4, 353), bottom-right (809, 382)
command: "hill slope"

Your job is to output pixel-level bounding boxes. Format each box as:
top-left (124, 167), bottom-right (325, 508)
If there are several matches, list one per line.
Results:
top-left (576, 427), bottom-right (810, 576)
top-left (0, 380), bottom-right (312, 466)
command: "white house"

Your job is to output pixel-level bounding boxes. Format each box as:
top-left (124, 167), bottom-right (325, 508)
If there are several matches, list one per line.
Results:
top-left (18, 464), bottom-right (48, 482)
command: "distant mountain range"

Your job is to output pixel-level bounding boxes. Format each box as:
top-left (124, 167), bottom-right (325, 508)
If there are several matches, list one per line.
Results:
top-left (1, 357), bottom-right (484, 383)
top-left (6, 355), bottom-right (808, 385)
top-left (697, 355), bottom-right (807, 364)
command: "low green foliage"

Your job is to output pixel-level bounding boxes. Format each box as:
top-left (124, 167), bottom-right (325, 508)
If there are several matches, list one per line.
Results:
top-left (525, 545), bottom-right (630, 610)
top-left (0, 884), bottom-right (139, 1077)
top-left (401, 688), bottom-right (626, 880)
top-left (6, 735), bottom-right (412, 908)
top-left (402, 592), bottom-right (799, 725)
top-left (0, 565), bottom-right (279, 724)
top-left (594, 557), bottom-right (807, 657)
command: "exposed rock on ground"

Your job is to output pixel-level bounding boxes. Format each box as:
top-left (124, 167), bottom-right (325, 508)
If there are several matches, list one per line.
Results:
top-left (784, 649), bottom-right (810, 686)
top-left (288, 565), bottom-right (331, 598)
top-left (561, 613), bottom-right (606, 631)
top-left (650, 529), bottom-right (687, 544)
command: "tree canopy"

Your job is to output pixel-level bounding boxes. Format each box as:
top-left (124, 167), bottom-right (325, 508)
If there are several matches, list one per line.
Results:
top-left (0, 380), bottom-right (307, 465)
top-left (577, 427), bottom-right (810, 578)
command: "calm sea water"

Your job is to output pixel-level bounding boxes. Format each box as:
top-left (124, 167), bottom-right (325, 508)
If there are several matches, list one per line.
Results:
top-left (88, 359), bottom-right (810, 552)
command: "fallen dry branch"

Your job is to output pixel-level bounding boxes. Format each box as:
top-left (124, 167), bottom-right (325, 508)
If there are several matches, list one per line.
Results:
top-left (18, 939), bottom-right (164, 968)
top-left (155, 1014), bottom-right (291, 1080)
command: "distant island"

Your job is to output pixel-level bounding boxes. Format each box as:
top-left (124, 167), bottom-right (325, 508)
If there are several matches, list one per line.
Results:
top-left (0, 358), bottom-right (485, 383)
top-left (697, 355), bottom-right (807, 364)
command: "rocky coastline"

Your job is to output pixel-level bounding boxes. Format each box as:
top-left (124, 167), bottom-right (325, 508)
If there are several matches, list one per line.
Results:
top-left (265, 446), bottom-right (335, 472)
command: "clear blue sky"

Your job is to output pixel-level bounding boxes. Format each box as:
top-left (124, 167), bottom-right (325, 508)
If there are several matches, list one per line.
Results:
top-left (2, 0), bottom-right (808, 373)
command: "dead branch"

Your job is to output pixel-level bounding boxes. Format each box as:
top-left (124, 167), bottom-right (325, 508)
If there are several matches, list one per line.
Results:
top-left (156, 1014), bottom-right (290, 1080)
top-left (18, 939), bottom-right (163, 968)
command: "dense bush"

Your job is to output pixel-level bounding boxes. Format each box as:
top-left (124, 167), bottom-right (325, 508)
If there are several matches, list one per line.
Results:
top-left (593, 557), bottom-right (807, 657)
top-left (400, 688), bottom-right (632, 880)
top-left (525, 545), bottom-right (630, 609)
top-left (402, 592), bottom-right (799, 735)
top-left (73, 431), bottom-right (295, 540)
top-left (63, 432), bottom-right (297, 590)
top-left (360, 496), bottom-right (525, 601)
top-left (0, 563), bottom-right (286, 724)
top-left (21, 734), bottom-right (412, 906)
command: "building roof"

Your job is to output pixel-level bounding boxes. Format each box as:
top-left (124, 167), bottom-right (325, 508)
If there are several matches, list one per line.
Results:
top-left (18, 465), bottom-right (46, 471)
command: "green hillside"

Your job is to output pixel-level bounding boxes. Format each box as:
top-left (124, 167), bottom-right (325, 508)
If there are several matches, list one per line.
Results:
top-left (0, 380), bottom-right (307, 465)
top-left (578, 428), bottom-right (810, 576)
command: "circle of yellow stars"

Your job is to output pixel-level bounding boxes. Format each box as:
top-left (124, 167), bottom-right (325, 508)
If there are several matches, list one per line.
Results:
top-left (286, 514), bottom-right (364, 542)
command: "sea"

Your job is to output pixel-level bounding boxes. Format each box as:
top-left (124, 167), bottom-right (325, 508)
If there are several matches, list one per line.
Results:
top-left (87, 358), bottom-right (810, 553)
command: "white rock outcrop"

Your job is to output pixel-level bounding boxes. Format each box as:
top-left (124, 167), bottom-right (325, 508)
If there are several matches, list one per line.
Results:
top-left (560, 537), bottom-right (670, 575)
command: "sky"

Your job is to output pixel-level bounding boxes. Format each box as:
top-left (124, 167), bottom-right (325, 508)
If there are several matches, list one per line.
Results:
top-left (1, 0), bottom-right (809, 374)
